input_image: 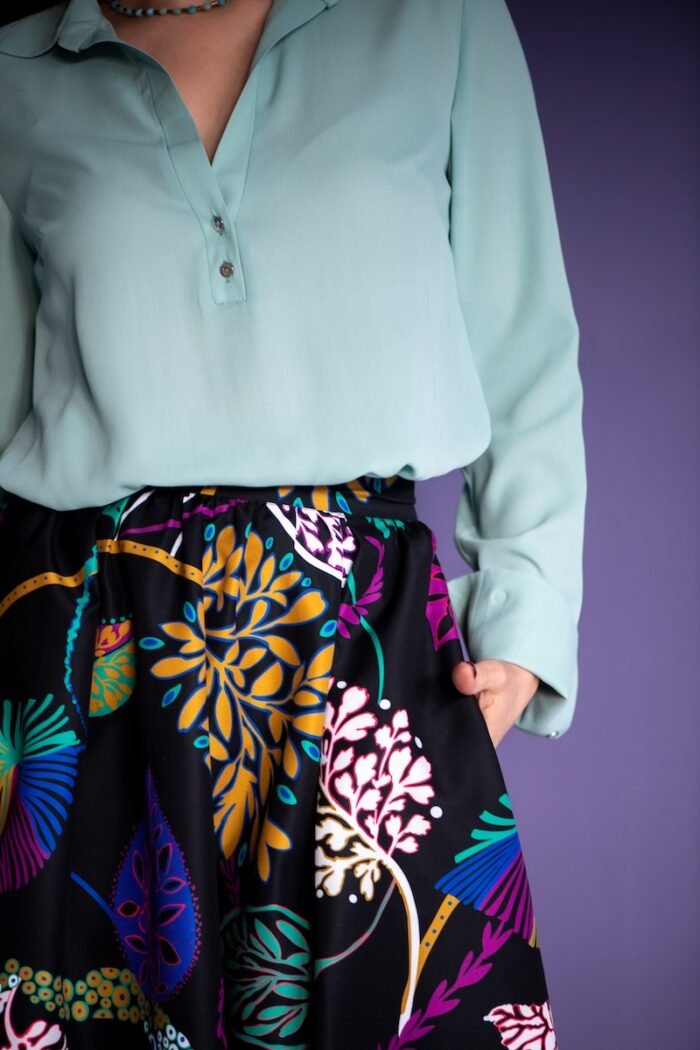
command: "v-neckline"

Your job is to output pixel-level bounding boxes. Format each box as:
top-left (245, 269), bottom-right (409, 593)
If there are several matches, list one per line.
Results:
top-left (183, 0), bottom-right (282, 172)
top-left (99, 0), bottom-right (282, 173)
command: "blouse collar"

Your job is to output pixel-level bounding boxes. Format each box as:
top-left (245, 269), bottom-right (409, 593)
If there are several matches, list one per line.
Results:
top-left (0, 0), bottom-right (340, 58)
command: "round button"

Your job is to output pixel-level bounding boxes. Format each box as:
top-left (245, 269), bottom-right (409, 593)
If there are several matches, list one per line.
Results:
top-left (546, 731), bottom-right (560, 738)
top-left (491, 588), bottom-right (507, 605)
top-left (219, 261), bottom-right (234, 279)
top-left (212, 215), bottom-right (225, 234)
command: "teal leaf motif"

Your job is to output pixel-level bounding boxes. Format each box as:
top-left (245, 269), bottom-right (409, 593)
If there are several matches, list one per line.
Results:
top-left (275, 919), bottom-right (309, 951)
top-left (139, 637), bottom-right (164, 650)
top-left (254, 918), bottom-right (283, 959)
top-left (221, 904), bottom-right (313, 1047)
top-left (259, 1005), bottom-right (292, 1019)
top-left (276, 982), bottom-right (307, 1000)
top-left (280, 1011), bottom-right (307, 1038)
top-left (162, 684), bottom-right (182, 708)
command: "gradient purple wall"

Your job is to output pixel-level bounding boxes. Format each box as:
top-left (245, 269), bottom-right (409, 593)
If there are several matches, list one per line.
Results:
top-left (415, 4), bottom-right (699, 1048)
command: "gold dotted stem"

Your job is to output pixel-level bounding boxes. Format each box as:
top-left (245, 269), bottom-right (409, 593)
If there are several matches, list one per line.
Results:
top-left (96, 538), bottom-right (202, 583)
top-left (416, 894), bottom-right (462, 982)
top-left (0, 540), bottom-right (202, 621)
top-left (0, 568), bottom-right (88, 620)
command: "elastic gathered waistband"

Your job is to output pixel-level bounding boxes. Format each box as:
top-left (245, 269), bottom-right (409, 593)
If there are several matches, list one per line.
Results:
top-left (0, 475), bottom-right (418, 523)
top-left (159, 474), bottom-right (418, 522)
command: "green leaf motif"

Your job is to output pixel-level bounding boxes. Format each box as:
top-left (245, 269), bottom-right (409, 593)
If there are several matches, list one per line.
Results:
top-left (275, 919), bottom-right (310, 951)
top-left (259, 1005), bottom-right (292, 1019)
top-left (276, 981), bottom-right (308, 1001)
top-left (280, 1009), bottom-right (307, 1037)
top-left (222, 904), bottom-right (313, 1046)
top-left (254, 917), bottom-right (283, 959)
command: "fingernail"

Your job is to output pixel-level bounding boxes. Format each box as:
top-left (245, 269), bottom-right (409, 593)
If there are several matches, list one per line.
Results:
top-left (467, 660), bottom-right (477, 676)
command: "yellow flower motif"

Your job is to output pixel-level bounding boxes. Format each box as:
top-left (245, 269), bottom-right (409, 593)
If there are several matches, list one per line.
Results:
top-left (150, 600), bottom-right (213, 734)
top-left (200, 524), bottom-right (243, 613)
top-left (254, 817), bottom-right (293, 883)
top-left (148, 522), bottom-right (338, 882)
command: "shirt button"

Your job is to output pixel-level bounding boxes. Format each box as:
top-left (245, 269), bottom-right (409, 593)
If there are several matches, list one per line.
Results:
top-left (219, 261), bottom-right (234, 279)
top-left (546, 731), bottom-right (560, 738)
top-left (212, 215), bottom-right (225, 234)
top-left (491, 588), bottom-right (507, 605)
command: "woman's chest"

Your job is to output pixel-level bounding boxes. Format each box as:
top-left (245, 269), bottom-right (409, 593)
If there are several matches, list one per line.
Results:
top-left (99, 2), bottom-right (273, 164)
top-left (7, 0), bottom-right (461, 271)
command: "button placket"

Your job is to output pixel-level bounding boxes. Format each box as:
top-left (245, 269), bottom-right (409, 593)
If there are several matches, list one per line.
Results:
top-left (140, 56), bottom-right (253, 305)
top-left (137, 0), bottom-right (336, 306)
top-left (212, 216), bottom-right (235, 281)
top-left (201, 204), bottom-right (243, 302)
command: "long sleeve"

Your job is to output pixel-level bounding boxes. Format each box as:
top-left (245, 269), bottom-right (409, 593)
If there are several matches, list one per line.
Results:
top-left (0, 189), bottom-right (37, 465)
top-left (445, 0), bottom-right (587, 739)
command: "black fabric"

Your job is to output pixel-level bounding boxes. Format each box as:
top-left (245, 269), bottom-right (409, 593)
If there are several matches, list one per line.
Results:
top-left (0, 476), bottom-right (557, 1048)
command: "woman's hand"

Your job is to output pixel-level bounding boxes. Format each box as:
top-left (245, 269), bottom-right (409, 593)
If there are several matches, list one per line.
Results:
top-left (451, 659), bottom-right (540, 749)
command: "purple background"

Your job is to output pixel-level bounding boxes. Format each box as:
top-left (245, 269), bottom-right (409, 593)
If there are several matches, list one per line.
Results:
top-left (415, 3), bottom-right (699, 1047)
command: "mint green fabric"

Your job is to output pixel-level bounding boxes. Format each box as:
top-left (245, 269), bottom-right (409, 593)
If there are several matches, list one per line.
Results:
top-left (0, 0), bottom-right (586, 738)
top-left (444, 0), bottom-right (587, 740)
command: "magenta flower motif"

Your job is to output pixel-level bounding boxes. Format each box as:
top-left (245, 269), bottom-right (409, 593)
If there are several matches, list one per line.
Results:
top-left (216, 973), bottom-right (229, 1049)
top-left (425, 530), bottom-right (461, 650)
top-left (219, 851), bottom-right (242, 909)
top-left (380, 918), bottom-right (518, 1050)
top-left (336, 536), bottom-right (385, 638)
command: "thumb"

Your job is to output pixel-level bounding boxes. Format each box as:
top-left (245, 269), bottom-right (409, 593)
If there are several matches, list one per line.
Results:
top-left (452, 659), bottom-right (482, 697)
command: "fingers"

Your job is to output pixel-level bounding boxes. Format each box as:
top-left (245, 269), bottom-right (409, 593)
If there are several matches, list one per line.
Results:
top-left (452, 658), bottom-right (507, 699)
top-left (451, 660), bottom-right (476, 695)
top-left (451, 660), bottom-right (540, 749)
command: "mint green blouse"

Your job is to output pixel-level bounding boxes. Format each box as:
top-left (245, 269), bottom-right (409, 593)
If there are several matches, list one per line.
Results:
top-left (0, 0), bottom-right (587, 740)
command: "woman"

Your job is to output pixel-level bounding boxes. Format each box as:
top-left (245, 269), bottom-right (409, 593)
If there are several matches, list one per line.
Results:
top-left (0, 0), bottom-right (586, 1047)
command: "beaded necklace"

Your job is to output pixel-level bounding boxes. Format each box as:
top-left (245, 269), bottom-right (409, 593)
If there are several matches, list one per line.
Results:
top-left (105, 0), bottom-right (229, 15)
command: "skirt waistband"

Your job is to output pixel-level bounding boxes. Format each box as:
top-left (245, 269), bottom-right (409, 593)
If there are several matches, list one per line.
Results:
top-left (124, 474), bottom-right (418, 523)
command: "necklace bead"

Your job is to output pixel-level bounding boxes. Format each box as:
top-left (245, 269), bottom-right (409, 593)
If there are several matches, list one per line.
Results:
top-left (106, 0), bottom-right (227, 15)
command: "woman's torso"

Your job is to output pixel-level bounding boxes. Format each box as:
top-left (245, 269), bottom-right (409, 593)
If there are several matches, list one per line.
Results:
top-left (0, 0), bottom-right (493, 510)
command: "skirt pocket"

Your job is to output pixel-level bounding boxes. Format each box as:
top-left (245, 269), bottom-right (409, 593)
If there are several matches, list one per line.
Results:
top-left (310, 515), bottom-right (555, 1048)
top-left (422, 524), bottom-right (505, 766)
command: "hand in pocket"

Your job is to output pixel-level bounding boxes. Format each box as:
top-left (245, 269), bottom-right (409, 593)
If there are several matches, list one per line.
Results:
top-left (451, 658), bottom-right (540, 748)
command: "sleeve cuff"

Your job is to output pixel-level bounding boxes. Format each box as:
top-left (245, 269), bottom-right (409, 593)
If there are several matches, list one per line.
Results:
top-left (446, 566), bottom-right (579, 739)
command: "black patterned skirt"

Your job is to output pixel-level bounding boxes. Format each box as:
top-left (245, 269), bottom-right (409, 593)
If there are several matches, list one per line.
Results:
top-left (0, 475), bottom-right (558, 1049)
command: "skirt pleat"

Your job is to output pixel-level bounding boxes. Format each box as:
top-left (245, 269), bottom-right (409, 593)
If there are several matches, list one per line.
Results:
top-left (0, 476), bottom-right (558, 1049)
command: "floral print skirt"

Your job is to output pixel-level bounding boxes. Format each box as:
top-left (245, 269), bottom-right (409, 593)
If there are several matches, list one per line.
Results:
top-left (0, 475), bottom-right (558, 1050)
